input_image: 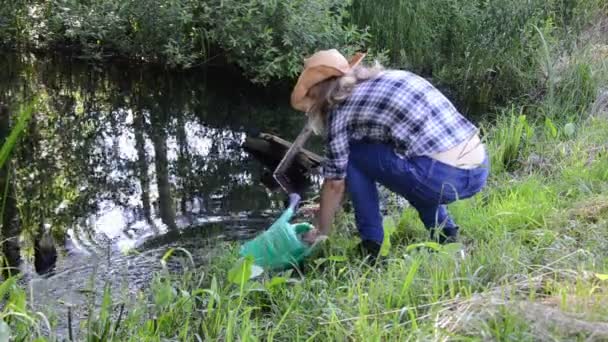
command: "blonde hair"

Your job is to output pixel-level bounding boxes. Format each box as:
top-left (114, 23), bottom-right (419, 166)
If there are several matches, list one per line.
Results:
top-left (306, 61), bottom-right (385, 134)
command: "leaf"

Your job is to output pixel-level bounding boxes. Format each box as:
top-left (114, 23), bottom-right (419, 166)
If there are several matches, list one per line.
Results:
top-left (564, 123), bottom-right (576, 138)
top-left (381, 217), bottom-right (397, 256)
top-left (267, 276), bottom-right (288, 288)
top-left (406, 242), bottom-right (441, 252)
top-left (440, 243), bottom-right (465, 256)
top-left (246, 281), bottom-right (267, 293)
top-left (0, 320), bottom-right (10, 342)
top-left (544, 117), bottom-right (558, 138)
top-left (595, 273), bottom-right (608, 281)
top-left (327, 255), bottom-right (348, 262)
top-left (400, 259), bottom-right (421, 297)
top-left (161, 248), bottom-right (175, 269)
top-left (0, 102), bottom-right (34, 169)
top-left (153, 279), bottom-right (175, 307)
top-left (228, 256), bottom-right (254, 286)
top-left (0, 277), bottom-right (16, 300)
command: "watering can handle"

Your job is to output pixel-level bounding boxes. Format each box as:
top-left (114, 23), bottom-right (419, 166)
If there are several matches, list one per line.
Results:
top-left (287, 193), bottom-right (301, 211)
top-left (273, 122), bottom-right (313, 194)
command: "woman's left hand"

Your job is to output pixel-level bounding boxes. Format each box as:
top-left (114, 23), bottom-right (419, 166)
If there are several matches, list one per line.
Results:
top-left (302, 228), bottom-right (324, 244)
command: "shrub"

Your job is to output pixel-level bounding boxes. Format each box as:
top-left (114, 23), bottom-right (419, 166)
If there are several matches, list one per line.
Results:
top-left (351, 0), bottom-right (603, 114)
top-left (2, 0), bottom-right (372, 84)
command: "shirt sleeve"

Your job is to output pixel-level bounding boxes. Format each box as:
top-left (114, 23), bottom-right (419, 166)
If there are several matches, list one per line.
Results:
top-left (322, 109), bottom-right (349, 179)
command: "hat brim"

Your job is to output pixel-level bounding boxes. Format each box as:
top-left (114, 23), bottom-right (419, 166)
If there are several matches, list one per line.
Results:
top-left (291, 52), bottom-right (366, 113)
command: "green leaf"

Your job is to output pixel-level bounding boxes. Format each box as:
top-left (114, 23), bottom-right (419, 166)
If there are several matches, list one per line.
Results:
top-left (0, 277), bottom-right (16, 300)
top-left (0, 102), bottom-right (34, 169)
top-left (440, 243), bottom-right (464, 256)
top-left (544, 117), bottom-right (558, 138)
top-left (564, 123), bottom-right (576, 138)
top-left (314, 258), bottom-right (327, 266)
top-left (246, 281), bottom-right (267, 293)
top-left (400, 259), bottom-right (421, 297)
top-left (8, 285), bottom-right (26, 312)
top-left (406, 242), bottom-right (441, 252)
top-left (595, 273), bottom-right (608, 281)
top-left (267, 276), bottom-right (288, 288)
top-left (228, 256), bottom-right (254, 286)
top-left (327, 255), bottom-right (348, 262)
top-left (381, 216), bottom-right (397, 256)
top-left (161, 247), bottom-right (175, 269)
top-left (153, 279), bottom-right (175, 307)
top-left (0, 320), bottom-right (10, 342)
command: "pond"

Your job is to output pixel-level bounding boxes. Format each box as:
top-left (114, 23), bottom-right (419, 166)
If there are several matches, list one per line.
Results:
top-left (0, 52), bottom-right (322, 337)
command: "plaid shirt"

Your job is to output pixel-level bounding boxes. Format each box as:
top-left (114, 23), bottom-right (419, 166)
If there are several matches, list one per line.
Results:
top-left (322, 70), bottom-right (478, 179)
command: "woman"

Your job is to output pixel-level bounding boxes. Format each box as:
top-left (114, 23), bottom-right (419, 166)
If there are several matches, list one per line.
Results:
top-left (292, 49), bottom-right (489, 260)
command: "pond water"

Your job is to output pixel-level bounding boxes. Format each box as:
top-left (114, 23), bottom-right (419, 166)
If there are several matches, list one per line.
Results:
top-left (1, 52), bottom-right (323, 337)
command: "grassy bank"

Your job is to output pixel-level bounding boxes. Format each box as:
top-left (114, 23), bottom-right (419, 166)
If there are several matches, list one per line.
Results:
top-left (4, 112), bottom-right (607, 341)
top-left (2, 18), bottom-right (608, 341)
top-left (1, 3), bottom-right (608, 342)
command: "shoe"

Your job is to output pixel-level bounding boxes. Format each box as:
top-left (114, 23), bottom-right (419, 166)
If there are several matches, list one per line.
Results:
top-left (430, 226), bottom-right (459, 244)
top-left (357, 240), bottom-right (382, 264)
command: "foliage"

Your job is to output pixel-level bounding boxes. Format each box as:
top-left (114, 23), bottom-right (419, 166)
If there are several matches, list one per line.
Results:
top-left (207, 0), bottom-right (373, 83)
top-left (0, 2), bottom-right (607, 341)
top-left (484, 109), bottom-right (533, 174)
top-left (2, 0), bottom-right (603, 107)
top-left (351, 0), bottom-right (605, 114)
top-left (1, 0), bottom-right (372, 85)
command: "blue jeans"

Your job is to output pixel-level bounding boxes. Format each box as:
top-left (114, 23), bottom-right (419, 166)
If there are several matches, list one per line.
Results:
top-left (346, 142), bottom-right (489, 244)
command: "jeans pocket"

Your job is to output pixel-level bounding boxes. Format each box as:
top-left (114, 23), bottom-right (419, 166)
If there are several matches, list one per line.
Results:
top-left (417, 160), bottom-right (470, 204)
top-left (408, 157), bottom-right (446, 203)
top-left (464, 165), bottom-right (490, 198)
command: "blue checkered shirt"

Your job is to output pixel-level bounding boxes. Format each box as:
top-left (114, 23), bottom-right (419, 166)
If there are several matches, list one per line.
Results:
top-left (322, 70), bottom-right (478, 179)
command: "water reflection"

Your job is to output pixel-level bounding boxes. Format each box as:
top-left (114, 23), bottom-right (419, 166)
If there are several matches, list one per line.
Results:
top-left (0, 51), bottom-right (328, 338)
top-left (0, 52), bottom-right (316, 256)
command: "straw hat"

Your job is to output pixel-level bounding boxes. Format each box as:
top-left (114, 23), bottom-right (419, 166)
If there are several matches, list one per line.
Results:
top-left (290, 49), bottom-right (366, 113)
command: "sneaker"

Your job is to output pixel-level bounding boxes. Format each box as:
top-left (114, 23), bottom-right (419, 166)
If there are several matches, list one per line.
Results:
top-left (430, 226), bottom-right (459, 244)
top-left (357, 240), bottom-right (382, 265)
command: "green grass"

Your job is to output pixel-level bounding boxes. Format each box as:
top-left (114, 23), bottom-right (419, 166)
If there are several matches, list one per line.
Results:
top-left (351, 0), bottom-right (605, 114)
top-left (0, 101), bottom-right (39, 340)
top-left (0, 102), bottom-right (34, 169)
top-left (3, 85), bottom-right (608, 341)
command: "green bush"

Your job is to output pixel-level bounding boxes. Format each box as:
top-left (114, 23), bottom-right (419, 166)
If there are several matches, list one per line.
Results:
top-left (0, 1), bottom-right (36, 47)
top-left (44, 0), bottom-right (208, 66)
top-left (352, 0), bottom-right (603, 114)
top-left (2, 0), bottom-right (371, 84)
top-left (208, 0), bottom-right (371, 83)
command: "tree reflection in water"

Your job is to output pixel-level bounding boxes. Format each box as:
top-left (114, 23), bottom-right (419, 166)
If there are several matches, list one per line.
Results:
top-left (0, 52), bottom-right (319, 273)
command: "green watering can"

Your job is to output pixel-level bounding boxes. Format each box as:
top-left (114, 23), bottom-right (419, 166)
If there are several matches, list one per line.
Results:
top-left (239, 193), bottom-right (317, 271)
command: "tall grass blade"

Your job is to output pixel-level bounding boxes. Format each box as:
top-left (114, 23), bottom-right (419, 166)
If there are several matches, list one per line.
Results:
top-left (0, 102), bottom-right (34, 169)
